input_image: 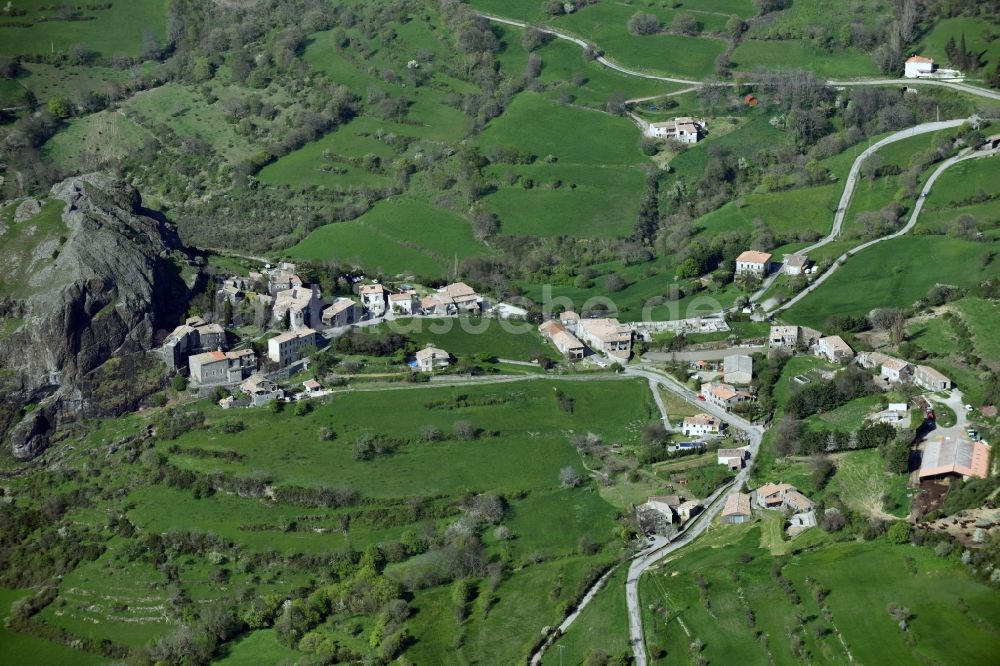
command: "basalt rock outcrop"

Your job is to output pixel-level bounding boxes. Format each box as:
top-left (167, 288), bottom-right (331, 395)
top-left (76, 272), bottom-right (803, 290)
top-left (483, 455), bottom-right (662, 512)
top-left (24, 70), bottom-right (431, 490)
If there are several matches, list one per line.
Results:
top-left (0, 173), bottom-right (201, 459)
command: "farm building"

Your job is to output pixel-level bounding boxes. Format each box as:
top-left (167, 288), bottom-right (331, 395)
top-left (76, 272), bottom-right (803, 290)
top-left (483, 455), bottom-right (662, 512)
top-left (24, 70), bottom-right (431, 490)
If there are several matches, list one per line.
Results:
top-left (273, 285), bottom-right (321, 331)
top-left (717, 448), bottom-right (748, 470)
top-left (645, 117), bottom-right (705, 143)
top-left (576, 317), bottom-right (633, 360)
top-left (722, 493), bottom-right (752, 524)
top-left (188, 349), bottom-right (257, 386)
top-left (904, 55), bottom-right (963, 80)
top-left (914, 365), bottom-right (951, 392)
top-left (769, 325), bottom-right (822, 350)
top-left (539, 319), bottom-right (586, 360)
top-left (701, 382), bottom-right (753, 411)
top-left (880, 357), bottom-right (913, 383)
top-left (783, 254), bottom-right (810, 276)
top-left (723, 354), bottom-right (753, 384)
top-left (918, 436), bottom-right (990, 481)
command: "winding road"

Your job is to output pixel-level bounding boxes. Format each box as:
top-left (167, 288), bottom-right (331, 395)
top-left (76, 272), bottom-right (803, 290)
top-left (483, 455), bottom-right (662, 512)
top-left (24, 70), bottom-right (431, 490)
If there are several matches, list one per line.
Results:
top-left (476, 13), bottom-right (1000, 101)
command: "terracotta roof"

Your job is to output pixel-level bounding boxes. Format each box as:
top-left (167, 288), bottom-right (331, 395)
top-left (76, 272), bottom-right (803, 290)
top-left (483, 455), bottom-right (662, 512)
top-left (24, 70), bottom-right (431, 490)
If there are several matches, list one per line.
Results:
top-left (648, 495), bottom-right (682, 507)
top-left (302, 379), bottom-right (321, 390)
top-left (907, 55), bottom-right (933, 63)
top-left (684, 413), bottom-right (720, 427)
top-left (539, 320), bottom-right (566, 337)
top-left (756, 482), bottom-right (793, 498)
top-left (918, 437), bottom-right (990, 479)
top-left (442, 282), bottom-right (478, 299)
top-left (389, 292), bottom-right (414, 302)
top-left (359, 283), bottom-right (386, 294)
top-left (736, 250), bottom-right (772, 264)
top-left (717, 448), bottom-right (745, 459)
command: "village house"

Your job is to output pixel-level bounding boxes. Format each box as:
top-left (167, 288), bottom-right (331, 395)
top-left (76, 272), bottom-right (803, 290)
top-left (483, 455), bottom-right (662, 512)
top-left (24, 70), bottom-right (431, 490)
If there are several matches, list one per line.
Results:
top-left (768, 325), bottom-right (822, 350)
top-left (321, 298), bottom-right (361, 328)
top-left (723, 354), bottom-right (753, 384)
top-left (359, 283), bottom-right (388, 317)
top-left (735, 250), bottom-right (772, 276)
top-left (816, 335), bottom-right (854, 363)
top-left (438, 282), bottom-right (483, 313)
top-left (904, 55), bottom-right (963, 80)
top-left (388, 290), bottom-right (419, 315)
top-left (914, 364), bottom-right (951, 392)
top-left (576, 317), bottom-right (633, 360)
top-left (681, 413), bottom-right (723, 437)
top-left (415, 344), bottom-right (451, 372)
top-left (267, 328), bottom-right (317, 367)
top-left (539, 320), bottom-right (586, 360)
top-left (783, 254), bottom-right (810, 276)
top-left (420, 294), bottom-right (453, 316)
top-left (722, 493), bottom-right (752, 524)
top-left (717, 447), bottom-right (748, 470)
top-left (218, 275), bottom-right (256, 304)
top-left (754, 483), bottom-right (814, 512)
top-left (918, 436), bottom-right (990, 481)
top-left (637, 495), bottom-right (703, 534)
top-left (880, 357), bottom-right (913, 384)
top-left (302, 379), bottom-right (321, 393)
top-left (645, 117), bottom-right (705, 143)
top-left (188, 348), bottom-right (257, 386)
top-left (272, 285), bottom-right (321, 331)
top-left (559, 310), bottom-right (580, 330)
top-left (238, 374), bottom-right (284, 407)
top-left (857, 351), bottom-right (893, 370)
top-left (161, 318), bottom-right (227, 370)
top-left (268, 265), bottom-right (303, 295)
top-left (701, 382), bottom-right (753, 411)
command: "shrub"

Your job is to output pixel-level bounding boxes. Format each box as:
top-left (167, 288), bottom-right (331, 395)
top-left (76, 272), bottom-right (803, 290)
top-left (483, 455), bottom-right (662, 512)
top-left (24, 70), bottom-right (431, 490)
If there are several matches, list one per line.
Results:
top-left (628, 12), bottom-right (661, 36)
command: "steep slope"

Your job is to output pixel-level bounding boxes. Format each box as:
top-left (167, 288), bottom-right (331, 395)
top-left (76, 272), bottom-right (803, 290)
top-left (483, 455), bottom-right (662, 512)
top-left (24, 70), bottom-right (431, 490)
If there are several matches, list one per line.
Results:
top-left (0, 173), bottom-right (200, 459)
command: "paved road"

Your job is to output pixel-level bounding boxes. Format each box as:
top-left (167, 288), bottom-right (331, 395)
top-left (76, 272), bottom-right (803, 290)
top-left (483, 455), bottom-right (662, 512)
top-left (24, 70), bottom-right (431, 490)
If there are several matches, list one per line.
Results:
top-left (623, 366), bottom-right (764, 665)
top-left (476, 13), bottom-right (1000, 102)
top-left (773, 146), bottom-right (995, 314)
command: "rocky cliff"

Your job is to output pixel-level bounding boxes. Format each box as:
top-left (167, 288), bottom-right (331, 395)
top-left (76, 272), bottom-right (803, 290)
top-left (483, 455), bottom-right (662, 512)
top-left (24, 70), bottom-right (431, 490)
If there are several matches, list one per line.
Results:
top-left (0, 173), bottom-right (200, 459)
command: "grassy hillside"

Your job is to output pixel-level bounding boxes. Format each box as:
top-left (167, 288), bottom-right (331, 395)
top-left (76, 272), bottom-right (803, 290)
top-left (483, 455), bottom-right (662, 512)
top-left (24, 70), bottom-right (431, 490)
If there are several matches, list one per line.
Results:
top-left (641, 526), bottom-right (1000, 666)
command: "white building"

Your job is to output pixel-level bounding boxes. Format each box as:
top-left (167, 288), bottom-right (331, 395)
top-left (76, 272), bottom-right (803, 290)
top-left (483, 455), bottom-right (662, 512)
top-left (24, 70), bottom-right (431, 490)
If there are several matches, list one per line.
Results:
top-left (880, 357), bottom-right (913, 384)
top-left (438, 282), bottom-right (482, 313)
top-left (816, 335), bottom-right (854, 363)
top-left (904, 55), bottom-right (963, 80)
top-left (735, 250), bottom-right (772, 276)
top-left (723, 354), bottom-right (753, 384)
top-left (646, 117), bottom-right (705, 144)
top-left (415, 345), bottom-right (450, 372)
top-left (267, 328), bottom-right (317, 366)
top-left (783, 254), bottom-right (810, 276)
top-left (768, 325), bottom-right (822, 350)
top-left (388, 290), bottom-right (418, 315)
top-left (681, 413), bottom-right (722, 437)
top-left (359, 283), bottom-right (388, 317)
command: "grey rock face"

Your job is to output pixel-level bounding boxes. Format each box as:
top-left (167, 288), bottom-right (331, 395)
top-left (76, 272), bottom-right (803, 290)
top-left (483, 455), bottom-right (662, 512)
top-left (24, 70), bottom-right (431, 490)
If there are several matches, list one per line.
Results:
top-left (0, 173), bottom-right (199, 459)
top-left (14, 197), bottom-right (42, 222)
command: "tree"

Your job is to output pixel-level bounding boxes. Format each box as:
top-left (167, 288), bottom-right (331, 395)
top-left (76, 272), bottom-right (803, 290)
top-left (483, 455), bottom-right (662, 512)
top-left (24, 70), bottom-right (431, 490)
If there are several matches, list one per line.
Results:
top-left (522, 27), bottom-right (552, 52)
top-left (627, 12), bottom-right (661, 36)
top-left (453, 420), bottom-right (478, 440)
top-left (671, 13), bottom-right (700, 36)
top-left (604, 273), bottom-right (627, 292)
top-left (192, 57), bottom-right (214, 82)
top-left (171, 375), bottom-right (188, 392)
top-left (774, 415), bottom-right (801, 457)
top-left (606, 91), bottom-right (627, 116)
top-left (47, 96), bottom-right (71, 119)
top-left (559, 466), bottom-right (583, 488)
top-left (726, 16), bottom-right (747, 40)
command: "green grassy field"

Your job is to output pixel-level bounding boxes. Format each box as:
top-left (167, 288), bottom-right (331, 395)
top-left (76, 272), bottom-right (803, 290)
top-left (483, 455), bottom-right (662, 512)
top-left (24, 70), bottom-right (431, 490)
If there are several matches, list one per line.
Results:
top-left (916, 17), bottom-right (1000, 79)
top-left (391, 316), bottom-right (558, 361)
top-left (286, 196), bottom-right (491, 278)
top-left (43, 109), bottom-right (154, 167)
top-left (0, 589), bottom-right (104, 666)
top-left (641, 526), bottom-right (1000, 665)
top-left (163, 379), bottom-right (654, 497)
top-left (475, 92), bottom-right (649, 238)
top-left (539, 565), bottom-right (631, 665)
top-left (784, 236), bottom-right (1000, 330)
top-left (694, 184), bottom-right (840, 239)
top-left (731, 39), bottom-right (880, 77)
top-left (0, 0), bottom-right (168, 57)
top-left (669, 115), bottom-right (788, 184)
top-left (493, 24), bottom-right (682, 111)
top-left (214, 629), bottom-right (299, 666)
top-left (923, 156), bottom-right (1000, 208)
top-left (955, 297), bottom-right (1000, 361)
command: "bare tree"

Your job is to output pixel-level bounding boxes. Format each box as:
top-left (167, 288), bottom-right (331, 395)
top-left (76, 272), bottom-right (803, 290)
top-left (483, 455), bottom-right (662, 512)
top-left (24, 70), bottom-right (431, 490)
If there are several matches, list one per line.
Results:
top-left (559, 466), bottom-right (583, 488)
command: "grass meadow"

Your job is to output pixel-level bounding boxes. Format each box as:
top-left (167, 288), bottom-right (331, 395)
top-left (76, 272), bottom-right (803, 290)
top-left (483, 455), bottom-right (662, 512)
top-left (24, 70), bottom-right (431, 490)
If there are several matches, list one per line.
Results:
top-left (0, 588), bottom-right (104, 666)
top-left (0, 0), bottom-right (167, 57)
top-left (640, 526), bottom-right (1000, 665)
top-left (731, 39), bottom-right (880, 78)
top-left (390, 316), bottom-right (559, 361)
top-left (286, 196), bottom-right (491, 278)
top-left (916, 17), bottom-right (1000, 80)
top-left (784, 236), bottom-right (1000, 330)
top-left (694, 184), bottom-right (840, 239)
